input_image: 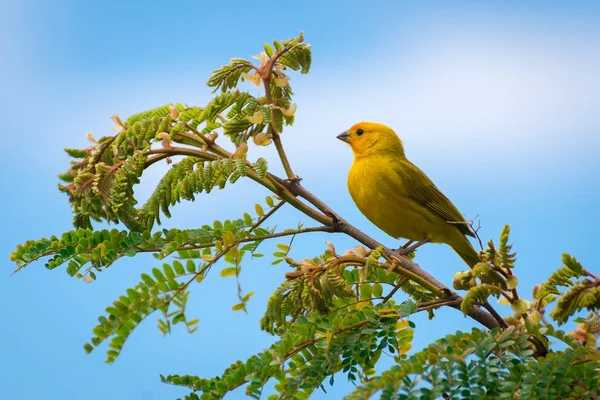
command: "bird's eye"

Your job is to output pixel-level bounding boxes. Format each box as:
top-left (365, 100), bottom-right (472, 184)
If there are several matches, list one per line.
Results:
top-left (356, 128), bottom-right (364, 136)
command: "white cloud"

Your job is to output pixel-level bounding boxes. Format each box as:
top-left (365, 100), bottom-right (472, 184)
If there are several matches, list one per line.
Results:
top-left (283, 31), bottom-right (600, 174)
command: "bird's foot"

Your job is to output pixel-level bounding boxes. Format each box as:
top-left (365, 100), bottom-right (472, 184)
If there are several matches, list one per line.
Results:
top-left (282, 177), bottom-right (302, 186)
top-left (396, 238), bottom-right (431, 255)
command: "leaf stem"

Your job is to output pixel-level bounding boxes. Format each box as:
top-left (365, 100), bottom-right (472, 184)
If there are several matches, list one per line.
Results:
top-left (138, 226), bottom-right (336, 254)
top-left (262, 76), bottom-right (296, 180)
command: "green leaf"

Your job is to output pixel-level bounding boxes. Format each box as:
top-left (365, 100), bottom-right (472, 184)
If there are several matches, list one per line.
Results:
top-left (243, 291), bottom-right (255, 302)
top-left (276, 244), bottom-right (290, 252)
top-left (141, 273), bottom-right (155, 287)
top-left (220, 267), bottom-right (238, 277)
top-left (265, 196), bottom-right (274, 207)
top-left (264, 43), bottom-right (274, 57)
top-left (359, 284), bottom-right (373, 300)
top-left (163, 263), bottom-right (175, 278)
top-left (173, 260), bottom-right (185, 274)
top-left (152, 268), bottom-right (166, 282)
top-left (255, 204), bottom-right (264, 216)
top-left (372, 283), bottom-right (383, 298)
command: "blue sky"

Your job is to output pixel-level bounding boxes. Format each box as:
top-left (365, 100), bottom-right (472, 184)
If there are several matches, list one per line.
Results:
top-left (2, 1), bottom-right (599, 398)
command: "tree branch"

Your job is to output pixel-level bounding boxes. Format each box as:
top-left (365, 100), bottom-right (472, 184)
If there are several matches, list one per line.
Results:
top-left (136, 225), bottom-right (336, 254)
top-left (268, 177), bottom-right (502, 330)
top-left (249, 200), bottom-right (285, 233)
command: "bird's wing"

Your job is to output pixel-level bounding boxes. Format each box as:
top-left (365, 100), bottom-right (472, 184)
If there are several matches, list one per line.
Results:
top-left (397, 160), bottom-right (475, 237)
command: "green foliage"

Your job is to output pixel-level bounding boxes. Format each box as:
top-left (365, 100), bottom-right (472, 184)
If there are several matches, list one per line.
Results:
top-left (87, 261), bottom-right (198, 363)
top-left (11, 200), bottom-right (284, 362)
top-left (46, 33), bottom-right (311, 234)
top-left (11, 228), bottom-right (147, 275)
top-left (462, 284), bottom-right (503, 314)
top-left (260, 253), bottom-right (354, 334)
top-left (50, 33), bottom-right (310, 234)
top-left (138, 156), bottom-right (267, 228)
top-left (484, 224), bottom-right (516, 270)
top-left (399, 278), bottom-right (438, 304)
top-left (347, 325), bottom-right (600, 399)
top-left (452, 225), bottom-right (516, 298)
top-left (273, 32), bottom-right (312, 74)
top-left (533, 253), bottom-right (600, 325)
top-left (164, 301), bottom-right (416, 399)
top-left (454, 225), bottom-right (515, 312)
top-left (208, 59), bottom-right (254, 93)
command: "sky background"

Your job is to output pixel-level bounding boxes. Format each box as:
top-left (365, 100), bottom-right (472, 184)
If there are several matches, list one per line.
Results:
top-left (2, 0), bottom-right (599, 398)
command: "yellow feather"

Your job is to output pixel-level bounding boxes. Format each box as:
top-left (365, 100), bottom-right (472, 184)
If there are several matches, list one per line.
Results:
top-left (338, 122), bottom-right (480, 267)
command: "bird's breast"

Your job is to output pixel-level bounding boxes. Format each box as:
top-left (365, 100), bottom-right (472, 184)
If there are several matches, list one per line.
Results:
top-left (347, 158), bottom-right (431, 241)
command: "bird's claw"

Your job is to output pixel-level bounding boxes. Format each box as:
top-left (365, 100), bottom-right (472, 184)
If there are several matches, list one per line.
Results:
top-left (282, 177), bottom-right (302, 186)
top-left (396, 238), bottom-right (431, 255)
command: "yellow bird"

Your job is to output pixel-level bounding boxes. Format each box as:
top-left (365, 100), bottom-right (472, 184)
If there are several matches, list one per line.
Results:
top-left (337, 122), bottom-right (480, 267)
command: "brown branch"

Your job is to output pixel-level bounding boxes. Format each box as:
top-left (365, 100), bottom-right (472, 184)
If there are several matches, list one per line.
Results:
top-left (382, 277), bottom-right (409, 303)
top-left (482, 302), bottom-right (508, 329)
top-left (180, 125), bottom-right (232, 159)
top-left (146, 146), bottom-right (217, 161)
top-left (265, 176), bottom-right (333, 226)
top-left (271, 178), bottom-right (502, 330)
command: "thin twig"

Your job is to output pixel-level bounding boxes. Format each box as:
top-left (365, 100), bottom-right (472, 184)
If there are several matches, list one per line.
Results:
top-left (249, 201), bottom-right (285, 233)
top-left (418, 297), bottom-right (462, 312)
top-left (382, 277), bottom-right (409, 303)
top-left (134, 226), bottom-right (335, 255)
top-left (482, 302), bottom-right (508, 329)
top-left (468, 216), bottom-right (484, 250)
top-left (262, 74), bottom-right (295, 180)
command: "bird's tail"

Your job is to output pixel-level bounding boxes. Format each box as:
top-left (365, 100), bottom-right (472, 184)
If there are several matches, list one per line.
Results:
top-left (450, 234), bottom-right (507, 288)
top-left (450, 234), bottom-right (481, 268)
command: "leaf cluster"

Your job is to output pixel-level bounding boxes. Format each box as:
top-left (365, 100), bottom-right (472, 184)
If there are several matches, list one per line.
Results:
top-left (535, 253), bottom-right (600, 325)
top-left (348, 325), bottom-right (600, 399)
top-left (163, 300), bottom-right (416, 399)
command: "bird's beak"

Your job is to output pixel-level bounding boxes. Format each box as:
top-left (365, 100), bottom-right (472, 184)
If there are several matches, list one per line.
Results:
top-left (337, 131), bottom-right (350, 143)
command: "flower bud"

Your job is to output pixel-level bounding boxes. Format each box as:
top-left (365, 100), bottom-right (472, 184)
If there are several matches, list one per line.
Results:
top-left (158, 132), bottom-right (172, 149)
top-left (325, 241), bottom-right (336, 256)
top-left (252, 132), bottom-right (272, 146)
top-left (274, 75), bottom-right (290, 87)
top-left (247, 110), bottom-right (264, 124)
top-left (169, 105), bottom-right (180, 119)
top-left (241, 72), bottom-right (262, 87)
top-left (281, 104), bottom-right (297, 116)
top-left (110, 114), bottom-right (126, 131)
top-left (511, 299), bottom-right (529, 315)
top-left (252, 51), bottom-right (269, 67)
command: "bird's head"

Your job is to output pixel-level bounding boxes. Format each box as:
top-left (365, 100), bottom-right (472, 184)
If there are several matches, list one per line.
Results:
top-left (337, 122), bottom-right (405, 158)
